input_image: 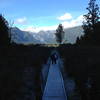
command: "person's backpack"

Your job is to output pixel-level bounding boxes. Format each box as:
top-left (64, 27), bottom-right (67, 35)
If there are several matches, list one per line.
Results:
top-left (55, 54), bottom-right (58, 60)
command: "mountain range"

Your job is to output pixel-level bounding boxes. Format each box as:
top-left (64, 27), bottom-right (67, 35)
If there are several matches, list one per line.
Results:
top-left (11, 26), bottom-right (84, 44)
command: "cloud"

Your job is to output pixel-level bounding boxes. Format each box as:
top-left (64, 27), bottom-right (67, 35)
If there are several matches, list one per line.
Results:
top-left (15, 17), bottom-right (28, 24)
top-left (57, 13), bottom-right (72, 20)
top-left (21, 15), bottom-right (84, 32)
top-left (61, 15), bottom-right (84, 28)
top-left (22, 25), bottom-right (58, 33)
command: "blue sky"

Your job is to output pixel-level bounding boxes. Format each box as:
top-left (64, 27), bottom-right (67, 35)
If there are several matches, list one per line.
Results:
top-left (0, 0), bottom-right (100, 32)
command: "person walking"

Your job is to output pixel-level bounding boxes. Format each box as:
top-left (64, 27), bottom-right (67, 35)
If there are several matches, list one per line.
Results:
top-left (50, 53), bottom-right (58, 64)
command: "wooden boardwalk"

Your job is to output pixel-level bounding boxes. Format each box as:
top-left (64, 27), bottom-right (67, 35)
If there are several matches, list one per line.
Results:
top-left (42, 53), bottom-right (67, 100)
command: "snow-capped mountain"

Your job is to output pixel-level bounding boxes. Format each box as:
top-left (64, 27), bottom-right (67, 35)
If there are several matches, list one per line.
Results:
top-left (64, 26), bottom-right (84, 43)
top-left (11, 27), bottom-right (41, 44)
top-left (11, 26), bottom-right (84, 44)
top-left (29, 30), bottom-right (56, 44)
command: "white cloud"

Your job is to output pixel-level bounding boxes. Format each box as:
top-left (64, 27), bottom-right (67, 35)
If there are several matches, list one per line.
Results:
top-left (15, 17), bottom-right (28, 24)
top-left (61, 15), bottom-right (84, 28)
top-left (57, 13), bottom-right (72, 20)
top-left (21, 15), bottom-right (84, 32)
top-left (22, 25), bottom-right (58, 33)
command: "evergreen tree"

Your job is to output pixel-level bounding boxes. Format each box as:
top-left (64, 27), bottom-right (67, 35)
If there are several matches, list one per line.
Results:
top-left (83, 0), bottom-right (100, 44)
top-left (55, 24), bottom-right (65, 44)
top-left (83, 0), bottom-right (100, 27)
top-left (0, 14), bottom-right (11, 46)
top-left (76, 0), bottom-right (100, 45)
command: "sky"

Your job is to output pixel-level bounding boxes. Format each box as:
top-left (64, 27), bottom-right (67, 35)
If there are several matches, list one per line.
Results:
top-left (0, 0), bottom-right (100, 32)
